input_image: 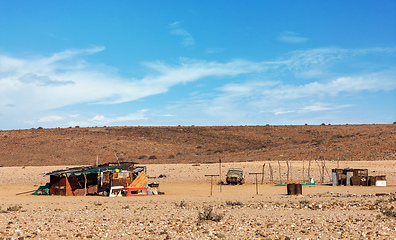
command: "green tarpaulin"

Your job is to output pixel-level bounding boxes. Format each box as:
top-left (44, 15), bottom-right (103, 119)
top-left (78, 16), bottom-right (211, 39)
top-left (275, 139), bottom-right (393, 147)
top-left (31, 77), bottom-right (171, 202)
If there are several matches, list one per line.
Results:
top-left (31, 183), bottom-right (50, 195)
top-left (273, 182), bottom-right (317, 186)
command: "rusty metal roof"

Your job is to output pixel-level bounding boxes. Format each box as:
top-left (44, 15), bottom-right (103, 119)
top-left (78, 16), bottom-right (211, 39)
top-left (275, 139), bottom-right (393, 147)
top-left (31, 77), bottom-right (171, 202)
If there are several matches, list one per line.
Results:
top-left (45, 162), bottom-right (136, 177)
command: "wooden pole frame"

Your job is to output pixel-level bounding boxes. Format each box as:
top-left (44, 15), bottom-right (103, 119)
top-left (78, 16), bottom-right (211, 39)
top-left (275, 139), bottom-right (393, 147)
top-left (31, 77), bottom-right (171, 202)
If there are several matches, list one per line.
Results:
top-left (249, 173), bottom-right (264, 194)
top-left (205, 174), bottom-right (219, 196)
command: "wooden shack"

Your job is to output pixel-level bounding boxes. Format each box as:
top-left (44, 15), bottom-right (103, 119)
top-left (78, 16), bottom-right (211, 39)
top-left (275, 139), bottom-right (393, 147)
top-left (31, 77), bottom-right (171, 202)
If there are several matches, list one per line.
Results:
top-left (46, 161), bottom-right (146, 196)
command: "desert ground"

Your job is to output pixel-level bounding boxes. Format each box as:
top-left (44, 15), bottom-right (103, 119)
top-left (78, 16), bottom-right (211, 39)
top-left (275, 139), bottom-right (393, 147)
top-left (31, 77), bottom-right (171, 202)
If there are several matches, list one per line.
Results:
top-left (1, 125), bottom-right (395, 239)
top-left (1, 160), bottom-right (396, 239)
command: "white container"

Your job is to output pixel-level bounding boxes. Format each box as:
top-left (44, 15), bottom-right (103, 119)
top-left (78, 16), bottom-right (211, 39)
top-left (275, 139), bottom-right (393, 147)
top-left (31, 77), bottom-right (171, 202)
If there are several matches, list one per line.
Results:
top-left (376, 180), bottom-right (386, 187)
top-left (332, 172), bottom-right (337, 186)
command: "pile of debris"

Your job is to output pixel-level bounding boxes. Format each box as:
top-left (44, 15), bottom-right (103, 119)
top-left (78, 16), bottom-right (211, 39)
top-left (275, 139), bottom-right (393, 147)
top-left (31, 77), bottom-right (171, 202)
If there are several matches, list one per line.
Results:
top-left (332, 168), bottom-right (386, 186)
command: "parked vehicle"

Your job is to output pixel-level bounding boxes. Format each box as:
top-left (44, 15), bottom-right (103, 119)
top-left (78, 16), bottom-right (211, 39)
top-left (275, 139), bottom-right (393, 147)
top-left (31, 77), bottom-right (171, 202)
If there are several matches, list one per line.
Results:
top-left (226, 168), bottom-right (245, 185)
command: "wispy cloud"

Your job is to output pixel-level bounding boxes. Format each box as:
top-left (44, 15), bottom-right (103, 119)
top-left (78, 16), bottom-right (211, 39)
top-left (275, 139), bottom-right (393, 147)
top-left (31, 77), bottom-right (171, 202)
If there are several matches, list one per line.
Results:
top-left (0, 47), bottom-right (267, 128)
top-left (19, 73), bottom-right (75, 86)
top-left (0, 46), bottom-right (395, 129)
top-left (300, 104), bottom-right (352, 113)
top-left (278, 31), bottom-right (308, 44)
top-left (205, 47), bottom-right (226, 54)
top-left (91, 110), bottom-right (149, 124)
top-left (169, 21), bottom-right (195, 47)
top-left (274, 110), bottom-right (294, 115)
top-left (165, 47), bottom-right (396, 124)
top-left (38, 115), bottom-right (65, 123)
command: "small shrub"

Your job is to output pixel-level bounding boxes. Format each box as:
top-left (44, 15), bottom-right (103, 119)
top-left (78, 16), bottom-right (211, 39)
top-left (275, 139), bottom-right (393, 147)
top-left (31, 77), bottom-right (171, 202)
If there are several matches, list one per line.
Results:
top-left (0, 207), bottom-right (7, 213)
top-left (226, 201), bottom-right (243, 206)
top-left (93, 202), bottom-right (102, 206)
top-left (122, 205), bottom-right (130, 209)
top-left (175, 200), bottom-right (187, 208)
top-left (381, 207), bottom-right (396, 218)
top-left (299, 200), bottom-right (310, 205)
top-left (198, 206), bottom-right (223, 222)
top-left (148, 155), bottom-right (157, 160)
top-left (7, 205), bottom-right (22, 212)
top-left (389, 196), bottom-right (396, 202)
top-left (376, 198), bottom-right (387, 203)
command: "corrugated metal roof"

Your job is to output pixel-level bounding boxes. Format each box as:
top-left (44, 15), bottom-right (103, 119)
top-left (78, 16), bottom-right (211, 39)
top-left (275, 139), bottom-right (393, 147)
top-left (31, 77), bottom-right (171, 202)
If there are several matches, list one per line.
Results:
top-left (46, 163), bottom-right (134, 176)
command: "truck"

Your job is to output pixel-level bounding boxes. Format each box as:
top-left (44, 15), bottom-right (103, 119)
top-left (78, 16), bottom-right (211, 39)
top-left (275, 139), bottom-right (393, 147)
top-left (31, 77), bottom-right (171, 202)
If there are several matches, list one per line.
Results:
top-left (225, 168), bottom-right (245, 185)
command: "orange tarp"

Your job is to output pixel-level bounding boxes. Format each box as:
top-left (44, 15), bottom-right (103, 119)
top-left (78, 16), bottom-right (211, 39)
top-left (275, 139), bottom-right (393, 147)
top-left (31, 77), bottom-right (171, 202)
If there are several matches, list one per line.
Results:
top-left (128, 171), bottom-right (147, 187)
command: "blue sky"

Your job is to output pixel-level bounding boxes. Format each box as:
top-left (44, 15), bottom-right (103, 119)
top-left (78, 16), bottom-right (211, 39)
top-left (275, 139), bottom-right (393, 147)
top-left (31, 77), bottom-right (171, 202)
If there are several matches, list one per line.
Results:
top-left (0, 1), bottom-right (395, 130)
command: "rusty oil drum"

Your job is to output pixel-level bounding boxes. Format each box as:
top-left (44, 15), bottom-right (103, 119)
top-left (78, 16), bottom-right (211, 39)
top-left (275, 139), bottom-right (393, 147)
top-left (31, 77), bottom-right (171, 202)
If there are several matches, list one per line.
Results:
top-left (287, 183), bottom-right (302, 195)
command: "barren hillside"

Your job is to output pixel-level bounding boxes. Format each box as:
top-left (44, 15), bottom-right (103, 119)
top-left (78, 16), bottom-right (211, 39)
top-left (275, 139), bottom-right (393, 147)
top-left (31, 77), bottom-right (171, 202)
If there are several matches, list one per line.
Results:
top-left (0, 124), bottom-right (395, 167)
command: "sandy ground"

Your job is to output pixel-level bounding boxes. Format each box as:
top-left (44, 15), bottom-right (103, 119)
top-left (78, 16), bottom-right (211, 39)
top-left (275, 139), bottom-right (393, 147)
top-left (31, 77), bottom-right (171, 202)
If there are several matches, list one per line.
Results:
top-left (1, 161), bottom-right (396, 239)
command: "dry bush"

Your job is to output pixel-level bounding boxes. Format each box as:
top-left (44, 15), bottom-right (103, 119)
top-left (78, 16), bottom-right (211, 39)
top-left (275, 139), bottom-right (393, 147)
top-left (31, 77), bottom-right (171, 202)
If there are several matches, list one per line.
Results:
top-left (198, 206), bottom-right (223, 222)
top-left (7, 205), bottom-right (22, 212)
top-left (226, 200), bottom-right (243, 206)
top-left (175, 200), bottom-right (187, 208)
top-left (381, 207), bottom-right (396, 218)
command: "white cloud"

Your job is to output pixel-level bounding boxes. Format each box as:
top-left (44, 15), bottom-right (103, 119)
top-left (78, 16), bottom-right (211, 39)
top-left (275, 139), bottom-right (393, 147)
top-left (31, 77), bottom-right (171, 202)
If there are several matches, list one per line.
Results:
top-left (91, 110), bottom-right (148, 125)
top-left (92, 115), bottom-right (106, 122)
top-left (205, 48), bottom-right (226, 54)
top-left (0, 46), bottom-right (395, 129)
top-left (38, 115), bottom-right (64, 123)
top-left (169, 21), bottom-right (195, 47)
top-left (278, 31), bottom-right (308, 44)
top-left (274, 110), bottom-right (294, 115)
top-left (0, 47), bottom-right (272, 129)
top-left (300, 104), bottom-right (352, 113)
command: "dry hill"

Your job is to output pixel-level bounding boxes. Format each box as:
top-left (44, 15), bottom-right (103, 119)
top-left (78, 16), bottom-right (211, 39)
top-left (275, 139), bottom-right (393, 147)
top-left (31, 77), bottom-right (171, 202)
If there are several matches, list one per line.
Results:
top-left (0, 124), bottom-right (395, 167)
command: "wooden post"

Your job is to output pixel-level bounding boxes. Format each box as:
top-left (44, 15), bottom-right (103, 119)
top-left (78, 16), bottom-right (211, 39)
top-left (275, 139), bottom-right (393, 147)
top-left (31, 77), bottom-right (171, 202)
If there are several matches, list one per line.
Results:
top-left (302, 158), bottom-right (305, 183)
top-left (314, 159), bottom-right (322, 183)
top-left (219, 158), bottom-right (222, 192)
top-left (205, 174), bottom-right (219, 196)
top-left (84, 173), bottom-right (87, 196)
top-left (322, 159), bottom-right (325, 183)
top-left (286, 161), bottom-right (290, 183)
top-left (278, 160), bottom-right (281, 183)
top-left (219, 158), bottom-right (222, 182)
top-left (269, 163), bottom-right (273, 183)
top-left (261, 163), bottom-right (265, 184)
top-left (249, 173), bottom-right (264, 194)
top-left (324, 159), bottom-right (332, 182)
top-left (308, 153), bottom-right (312, 180)
top-left (290, 161), bottom-right (292, 182)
